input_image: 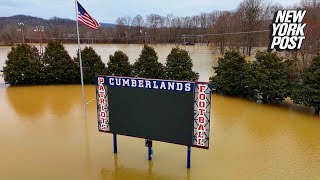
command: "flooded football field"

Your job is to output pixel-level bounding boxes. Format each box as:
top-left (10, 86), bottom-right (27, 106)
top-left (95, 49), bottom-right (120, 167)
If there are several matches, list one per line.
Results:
top-left (0, 44), bottom-right (319, 180)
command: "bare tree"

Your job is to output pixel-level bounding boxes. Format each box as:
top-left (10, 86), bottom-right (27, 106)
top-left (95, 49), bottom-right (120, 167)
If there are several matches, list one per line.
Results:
top-left (116, 17), bottom-right (126, 38)
top-left (237, 0), bottom-right (271, 55)
top-left (116, 16), bottom-right (133, 43)
top-left (146, 14), bottom-right (165, 43)
top-left (132, 14), bottom-right (144, 29)
top-left (132, 15), bottom-right (145, 42)
top-left (295, 0), bottom-right (320, 70)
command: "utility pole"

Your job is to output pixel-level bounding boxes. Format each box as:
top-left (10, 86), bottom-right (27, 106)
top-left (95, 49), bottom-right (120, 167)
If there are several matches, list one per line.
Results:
top-left (34, 26), bottom-right (44, 55)
top-left (144, 32), bottom-right (147, 44)
top-left (140, 29), bottom-right (143, 44)
top-left (17, 22), bottom-right (25, 43)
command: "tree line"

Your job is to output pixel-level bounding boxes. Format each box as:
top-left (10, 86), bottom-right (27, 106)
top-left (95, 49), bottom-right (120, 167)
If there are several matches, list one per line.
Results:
top-left (211, 50), bottom-right (320, 115)
top-left (2, 41), bottom-right (198, 85)
top-left (1, 0), bottom-right (319, 78)
top-left (2, 41), bottom-right (320, 115)
top-left (2, 0), bottom-right (320, 58)
top-left (115, 0), bottom-right (320, 56)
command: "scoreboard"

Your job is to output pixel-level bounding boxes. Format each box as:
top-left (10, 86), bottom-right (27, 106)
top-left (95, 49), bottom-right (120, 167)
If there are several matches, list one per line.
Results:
top-left (96, 76), bottom-right (212, 149)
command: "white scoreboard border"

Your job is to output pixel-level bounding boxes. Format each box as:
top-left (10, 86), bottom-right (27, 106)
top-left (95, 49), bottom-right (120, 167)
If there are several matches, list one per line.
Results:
top-left (97, 77), bottom-right (110, 132)
top-left (192, 83), bottom-right (212, 149)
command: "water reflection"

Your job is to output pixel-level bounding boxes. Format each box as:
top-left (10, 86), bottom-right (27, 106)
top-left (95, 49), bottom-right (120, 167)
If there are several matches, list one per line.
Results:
top-left (6, 86), bottom-right (47, 120)
top-left (5, 85), bottom-right (83, 120)
top-left (44, 85), bottom-right (82, 117)
top-left (100, 154), bottom-right (190, 180)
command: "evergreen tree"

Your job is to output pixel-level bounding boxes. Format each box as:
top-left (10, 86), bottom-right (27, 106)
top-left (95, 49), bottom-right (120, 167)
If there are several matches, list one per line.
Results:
top-left (3, 44), bottom-right (43, 85)
top-left (292, 55), bottom-right (320, 115)
top-left (133, 45), bottom-right (165, 79)
top-left (75, 46), bottom-right (107, 84)
top-left (248, 51), bottom-right (290, 103)
top-left (165, 47), bottom-right (199, 81)
top-left (107, 51), bottom-right (132, 76)
top-left (43, 41), bottom-right (78, 84)
top-left (241, 61), bottom-right (257, 100)
top-left (210, 50), bottom-right (248, 96)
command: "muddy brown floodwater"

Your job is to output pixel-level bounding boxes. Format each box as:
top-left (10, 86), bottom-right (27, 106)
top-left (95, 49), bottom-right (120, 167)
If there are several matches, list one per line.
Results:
top-left (0, 44), bottom-right (319, 180)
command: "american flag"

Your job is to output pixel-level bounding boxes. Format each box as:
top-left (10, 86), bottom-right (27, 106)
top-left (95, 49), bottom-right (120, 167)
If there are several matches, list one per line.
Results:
top-left (77, 1), bottom-right (100, 30)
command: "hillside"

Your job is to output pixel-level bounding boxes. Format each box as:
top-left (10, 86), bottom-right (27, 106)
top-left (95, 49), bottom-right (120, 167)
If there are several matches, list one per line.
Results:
top-left (0, 15), bottom-right (115, 28)
top-left (0, 15), bottom-right (116, 45)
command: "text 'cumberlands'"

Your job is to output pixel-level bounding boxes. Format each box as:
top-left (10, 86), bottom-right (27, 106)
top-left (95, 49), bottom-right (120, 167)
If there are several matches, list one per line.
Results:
top-left (98, 76), bottom-right (195, 92)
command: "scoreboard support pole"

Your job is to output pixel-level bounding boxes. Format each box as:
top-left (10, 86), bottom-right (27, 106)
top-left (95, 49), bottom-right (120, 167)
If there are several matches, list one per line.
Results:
top-left (148, 144), bottom-right (152, 160)
top-left (146, 140), bottom-right (153, 160)
top-left (113, 134), bottom-right (118, 153)
top-left (187, 146), bottom-right (191, 168)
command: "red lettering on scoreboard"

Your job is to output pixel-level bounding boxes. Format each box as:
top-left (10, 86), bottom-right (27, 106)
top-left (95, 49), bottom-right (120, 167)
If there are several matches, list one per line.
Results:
top-left (199, 108), bottom-right (205, 115)
top-left (100, 117), bottom-right (106, 124)
top-left (99, 85), bottom-right (105, 91)
top-left (99, 97), bottom-right (105, 104)
top-left (198, 131), bottom-right (204, 138)
top-left (198, 116), bottom-right (205, 123)
top-left (198, 101), bottom-right (205, 108)
top-left (197, 124), bottom-right (205, 131)
top-left (196, 84), bottom-right (208, 147)
top-left (100, 124), bottom-right (107, 131)
top-left (98, 77), bottom-right (104, 84)
top-left (98, 77), bottom-right (108, 131)
top-left (197, 138), bottom-right (204, 146)
top-left (199, 93), bottom-right (205, 100)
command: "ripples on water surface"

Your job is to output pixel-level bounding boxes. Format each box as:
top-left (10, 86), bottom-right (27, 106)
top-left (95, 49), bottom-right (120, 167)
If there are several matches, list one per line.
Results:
top-left (0, 85), bottom-right (319, 180)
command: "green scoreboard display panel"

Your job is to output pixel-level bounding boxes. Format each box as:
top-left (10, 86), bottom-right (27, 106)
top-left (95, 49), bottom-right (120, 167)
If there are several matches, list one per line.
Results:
top-left (96, 76), bottom-right (212, 149)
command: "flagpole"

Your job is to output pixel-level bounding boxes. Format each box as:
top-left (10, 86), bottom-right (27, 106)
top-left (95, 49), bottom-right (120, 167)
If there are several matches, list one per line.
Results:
top-left (75, 0), bottom-right (86, 116)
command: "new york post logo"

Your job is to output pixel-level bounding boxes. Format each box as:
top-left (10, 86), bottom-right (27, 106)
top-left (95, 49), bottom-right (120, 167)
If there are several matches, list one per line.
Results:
top-left (269, 10), bottom-right (306, 51)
